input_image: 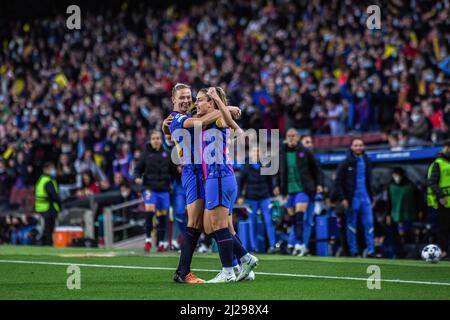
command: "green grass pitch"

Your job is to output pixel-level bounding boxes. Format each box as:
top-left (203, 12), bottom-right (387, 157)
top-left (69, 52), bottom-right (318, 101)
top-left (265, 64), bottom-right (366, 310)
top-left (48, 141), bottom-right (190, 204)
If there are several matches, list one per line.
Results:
top-left (0, 245), bottom-right (449, 300)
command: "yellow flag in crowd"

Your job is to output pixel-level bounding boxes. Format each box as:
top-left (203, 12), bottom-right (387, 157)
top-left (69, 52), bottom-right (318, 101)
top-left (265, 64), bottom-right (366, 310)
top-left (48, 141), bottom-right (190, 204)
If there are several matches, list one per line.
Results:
top-left (432, 34), bottom-right (441, 61)
top-left (334, 68), bottom-right (342, 80)
top-left (2, 146), bottom-right (13, 160)
top-left (254, 32), bottom-right (264, 42)
top-left (13, 79), bottom-right (25, 95)
top-left (409, 31), bottom-right (418, 47)
top-left (55, 73), bottom-right (68, 88)
top-left (418, 79), bottom-right (425, 96)
top-left (23, 45), bottom-right (33, 58)
top-left (383, 44), bottom-right (397, 58)
top-left (313, 69), bottom-right (322, 80)
top-left (94, 154), bottom-right (104, 168)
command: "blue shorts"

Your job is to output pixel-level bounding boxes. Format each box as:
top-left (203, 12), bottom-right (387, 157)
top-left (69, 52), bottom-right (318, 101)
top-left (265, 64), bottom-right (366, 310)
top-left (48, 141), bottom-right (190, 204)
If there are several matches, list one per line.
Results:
top-left (205, 175), bottom-right (237, 215)
top-left (142, 190), bottom-right (170, 210)
top-left (285, 192), bottom-right (310, 208)
top-left (181, 171), bottom-right (205, 205)
top-left (173, 181), bottom-right (187, 215)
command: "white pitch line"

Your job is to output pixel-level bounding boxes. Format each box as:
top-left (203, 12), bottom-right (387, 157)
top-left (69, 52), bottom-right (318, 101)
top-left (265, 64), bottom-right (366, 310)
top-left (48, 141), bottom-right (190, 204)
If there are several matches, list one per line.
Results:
top-left (0, 259), bottom-right (450, 287)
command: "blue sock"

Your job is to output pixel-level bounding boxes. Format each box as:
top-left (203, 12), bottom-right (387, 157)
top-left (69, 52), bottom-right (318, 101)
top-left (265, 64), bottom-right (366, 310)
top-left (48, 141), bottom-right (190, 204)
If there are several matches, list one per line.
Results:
top-left (295, 211), bottom-right (304, 243)
top-left (212, 233), bottom-right (242, 265)
top-left (177, 227), bottom-right (201, 276)
top-left (232, 234), bottom-right (248, 260)
top-left (145, 211), bottom-right (155, 238)
top-left (157, 215), bottom-right (167, 244)
top-left (214, 228), bottom-right (234, 268)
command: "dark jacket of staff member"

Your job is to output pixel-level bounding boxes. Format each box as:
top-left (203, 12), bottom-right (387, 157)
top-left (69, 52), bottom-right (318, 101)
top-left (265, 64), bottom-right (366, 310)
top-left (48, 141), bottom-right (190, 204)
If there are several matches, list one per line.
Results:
top-left (35, 162), bottom-right (62, 246)
top-left (334, 138), bottom-right (374, 257)
top-left (134, 131), bottom-right (178, 252)
top-left (277, 128), bottom-right (324, 255)
top-left (426, 139), bottom-right (450, 259)
top-left (238, 147), bottom-right (277, 252)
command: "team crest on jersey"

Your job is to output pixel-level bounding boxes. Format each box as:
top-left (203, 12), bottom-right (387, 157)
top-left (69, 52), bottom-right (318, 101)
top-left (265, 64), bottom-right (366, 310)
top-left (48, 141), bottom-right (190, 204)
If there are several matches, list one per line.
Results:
top-left (162, 151), bottom-right (167, 158)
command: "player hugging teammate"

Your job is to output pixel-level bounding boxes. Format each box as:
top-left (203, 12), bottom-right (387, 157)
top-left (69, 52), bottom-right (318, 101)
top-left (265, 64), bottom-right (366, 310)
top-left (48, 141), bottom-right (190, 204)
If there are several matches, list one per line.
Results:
top-left (163, 83), bottom-right (258, 284)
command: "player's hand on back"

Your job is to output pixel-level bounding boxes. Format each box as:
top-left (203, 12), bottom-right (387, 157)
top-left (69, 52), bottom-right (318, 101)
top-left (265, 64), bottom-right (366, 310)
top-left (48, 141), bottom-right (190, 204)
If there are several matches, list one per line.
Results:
top-left (163, 115), bottom-right (173, 129)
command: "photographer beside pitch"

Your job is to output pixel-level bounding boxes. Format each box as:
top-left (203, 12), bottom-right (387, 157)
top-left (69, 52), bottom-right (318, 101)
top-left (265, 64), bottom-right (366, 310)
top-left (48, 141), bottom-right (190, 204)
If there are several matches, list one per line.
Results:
top-left (426, 139), bottom-right (450, 260)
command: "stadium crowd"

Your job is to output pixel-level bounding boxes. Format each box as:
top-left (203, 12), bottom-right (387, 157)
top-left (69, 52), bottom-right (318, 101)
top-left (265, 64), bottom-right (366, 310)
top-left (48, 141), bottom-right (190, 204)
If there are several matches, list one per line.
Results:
top-left (0, 0), bottom-right (449, 256)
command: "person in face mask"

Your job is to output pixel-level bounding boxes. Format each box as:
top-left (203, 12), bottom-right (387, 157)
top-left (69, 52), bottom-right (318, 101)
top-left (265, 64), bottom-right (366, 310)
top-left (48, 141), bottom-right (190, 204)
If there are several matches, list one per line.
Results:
top-left (408, 107), bottom-right (432, 143)
top-left (35, 162), bottom-right (62, 246)
top-left (119, 181), bottom-right (136, 202)
top-left (386, 167), bottom-right (422, 258)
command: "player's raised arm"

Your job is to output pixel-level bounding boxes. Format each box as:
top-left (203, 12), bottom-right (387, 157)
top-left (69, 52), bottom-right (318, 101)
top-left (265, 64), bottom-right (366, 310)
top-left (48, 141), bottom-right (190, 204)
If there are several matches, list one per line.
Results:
top-left (182, 109), bottom-right (220, 128)
top-left (207, 87), bottom-right (243, 135)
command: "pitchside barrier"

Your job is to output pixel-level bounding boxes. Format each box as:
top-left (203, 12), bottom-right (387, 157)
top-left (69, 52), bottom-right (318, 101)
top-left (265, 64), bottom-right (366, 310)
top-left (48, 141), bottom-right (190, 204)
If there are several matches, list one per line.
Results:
top-left (103, 198), bottom-right (145, 248)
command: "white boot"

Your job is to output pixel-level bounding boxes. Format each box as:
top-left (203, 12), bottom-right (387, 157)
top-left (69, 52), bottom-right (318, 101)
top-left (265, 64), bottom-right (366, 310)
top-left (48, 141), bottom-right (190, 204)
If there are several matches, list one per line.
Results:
top-left (207, 268), bottom-right (236, 283)
top-left (236, 254), bottom-right (258, 281)
top-left (296, 244), bottom-right (308, 257)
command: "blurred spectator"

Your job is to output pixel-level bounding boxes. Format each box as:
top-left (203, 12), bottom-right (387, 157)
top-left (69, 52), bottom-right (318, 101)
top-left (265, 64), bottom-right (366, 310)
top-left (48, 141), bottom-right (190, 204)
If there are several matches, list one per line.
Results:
top-left (113, 142), bottom-right (134, 182)
top-left (56, 153), bottom-right (77, 186)
top-left (398, 129), bottom-right (412, 148)
top-left (388, 132), bottom-right (401, 151)
top-left (112, 172), bottom-right (125, 191)
top-left (75, 150), bottom-right (107, 187)
top-left (0, 216), bottom-right (10, 244)
top-left (119, 181), bottom-right (137, 203)
top-left (13, 151), bottom-right (32, 188)
top-left (0, 159), bottom-right (14, 211)
top-left (409, 106), bottom-right (432, 144)
top-left (326, 97), bottom-right (346, 135)
top-left (75, 172), bottom-right (101, 198)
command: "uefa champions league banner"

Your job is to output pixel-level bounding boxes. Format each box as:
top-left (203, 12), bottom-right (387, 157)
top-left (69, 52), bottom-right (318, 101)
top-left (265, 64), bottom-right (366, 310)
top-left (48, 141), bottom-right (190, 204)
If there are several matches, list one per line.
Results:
top-left (317, 147), bottom-right (442, 165)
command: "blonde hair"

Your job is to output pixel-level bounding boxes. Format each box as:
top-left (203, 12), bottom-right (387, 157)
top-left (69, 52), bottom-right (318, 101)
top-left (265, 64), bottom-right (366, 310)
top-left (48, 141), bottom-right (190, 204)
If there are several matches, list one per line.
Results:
top-left (171, 83), bottom-right (191, 97)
